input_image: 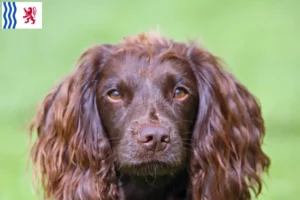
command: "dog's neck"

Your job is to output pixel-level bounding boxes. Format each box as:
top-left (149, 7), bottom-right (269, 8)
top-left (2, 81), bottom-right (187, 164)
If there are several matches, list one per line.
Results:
top-left (118, 170), bottom-right (190, 200)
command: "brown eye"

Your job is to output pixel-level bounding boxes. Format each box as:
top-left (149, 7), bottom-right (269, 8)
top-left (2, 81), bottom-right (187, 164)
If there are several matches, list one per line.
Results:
top-left (173, 88), bottom-right (188, 99)
top-left (108, 89), bottom-right (121, 101)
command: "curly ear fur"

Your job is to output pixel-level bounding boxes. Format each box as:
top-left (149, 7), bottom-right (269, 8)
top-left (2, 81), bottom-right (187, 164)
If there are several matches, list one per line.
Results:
top-left (188, 46), bottom-right (270, 200)
top-left (29, 45), bottom-right (118, 200)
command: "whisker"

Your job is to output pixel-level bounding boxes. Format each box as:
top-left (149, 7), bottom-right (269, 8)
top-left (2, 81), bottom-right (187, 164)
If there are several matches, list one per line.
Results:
top-left (103, 152), bottom-right (117, 162)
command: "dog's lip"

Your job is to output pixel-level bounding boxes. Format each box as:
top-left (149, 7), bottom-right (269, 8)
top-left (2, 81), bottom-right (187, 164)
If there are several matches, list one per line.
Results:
top-left (133, 151), bottom-right (168, 162)
top-left (132, 159), bottom-right (167, 165)
top-left (118, 154), bottom-right (172, 167)
top-left (119, 160), bottom-right (171, 171)
top-left (118, 159), bottom-right (181, 176)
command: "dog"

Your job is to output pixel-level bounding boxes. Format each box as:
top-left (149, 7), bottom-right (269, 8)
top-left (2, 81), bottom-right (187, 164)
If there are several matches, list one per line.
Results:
top-left (29, 32), bottom-right (270, 200)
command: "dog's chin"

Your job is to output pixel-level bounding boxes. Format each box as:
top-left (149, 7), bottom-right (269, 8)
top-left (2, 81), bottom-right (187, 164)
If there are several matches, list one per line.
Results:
top-left (118, 160), bottom-right (182, 177)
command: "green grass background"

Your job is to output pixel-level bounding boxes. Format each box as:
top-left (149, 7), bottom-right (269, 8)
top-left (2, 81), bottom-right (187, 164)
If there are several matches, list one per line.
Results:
top-left (0, 0), bottom-right (299, 199)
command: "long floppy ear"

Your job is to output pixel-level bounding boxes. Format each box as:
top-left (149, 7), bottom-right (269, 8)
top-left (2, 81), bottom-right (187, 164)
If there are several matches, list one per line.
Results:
top-left (29, 45), bottom-right (118, 200)
top-left (188, 46), bottom-right (270, 200)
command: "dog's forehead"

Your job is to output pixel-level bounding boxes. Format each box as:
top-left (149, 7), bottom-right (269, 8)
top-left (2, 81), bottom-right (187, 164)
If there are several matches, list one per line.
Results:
top-left (123, 59), bottom-right (173, 80)
top-left (104, 55), bottom-right (191, 82)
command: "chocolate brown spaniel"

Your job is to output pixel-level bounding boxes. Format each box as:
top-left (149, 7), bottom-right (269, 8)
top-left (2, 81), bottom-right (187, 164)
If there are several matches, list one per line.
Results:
top-left (29, 32), bottom-right (270, 200)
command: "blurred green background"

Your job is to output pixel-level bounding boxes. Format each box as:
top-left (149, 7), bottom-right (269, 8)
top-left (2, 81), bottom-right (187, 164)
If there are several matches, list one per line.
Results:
top-left (0, 0), bottom-right (299, 199)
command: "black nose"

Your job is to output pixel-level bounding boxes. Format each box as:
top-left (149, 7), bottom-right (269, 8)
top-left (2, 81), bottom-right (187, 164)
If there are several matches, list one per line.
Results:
top-left (138, 125), bottom-right (170, 152)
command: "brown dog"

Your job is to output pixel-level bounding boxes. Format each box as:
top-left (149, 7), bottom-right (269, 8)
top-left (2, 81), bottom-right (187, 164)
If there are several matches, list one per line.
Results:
top-left (29, 32), bottom-right (270, 200)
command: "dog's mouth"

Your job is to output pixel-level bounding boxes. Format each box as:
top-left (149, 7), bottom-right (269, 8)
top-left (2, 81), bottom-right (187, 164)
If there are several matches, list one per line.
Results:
top-left (118, 160), bottom-right (182, 176)
top-left (116, 137), bottom-right (186, 176)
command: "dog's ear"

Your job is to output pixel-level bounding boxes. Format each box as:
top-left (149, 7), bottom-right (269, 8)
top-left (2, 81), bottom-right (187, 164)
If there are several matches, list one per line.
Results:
top-left (29, 45), bottom-right (118, 200)
top-left (187, 46), bottom-right (270, 200)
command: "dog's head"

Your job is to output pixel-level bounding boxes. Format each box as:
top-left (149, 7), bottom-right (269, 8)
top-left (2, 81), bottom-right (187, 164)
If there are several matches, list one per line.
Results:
top-left (97, 36), bottom-right (198, 176)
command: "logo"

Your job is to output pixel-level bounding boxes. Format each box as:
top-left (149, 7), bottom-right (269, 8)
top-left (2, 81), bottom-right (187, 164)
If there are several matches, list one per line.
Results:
top-left (2, 2), bottom-right (42, 29)
top-left (23, 6), bottom-right (36, 24)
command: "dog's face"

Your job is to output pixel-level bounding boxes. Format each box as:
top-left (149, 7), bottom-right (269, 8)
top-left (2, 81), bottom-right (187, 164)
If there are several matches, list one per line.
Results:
top-left (97, 54), bottom-right (198, 176)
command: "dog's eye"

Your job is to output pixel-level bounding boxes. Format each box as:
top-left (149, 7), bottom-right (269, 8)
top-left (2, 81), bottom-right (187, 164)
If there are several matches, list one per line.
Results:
top-left (173, 88), bottom-right (188, 99)
top-left (108, 89), bottom-right (121, 100)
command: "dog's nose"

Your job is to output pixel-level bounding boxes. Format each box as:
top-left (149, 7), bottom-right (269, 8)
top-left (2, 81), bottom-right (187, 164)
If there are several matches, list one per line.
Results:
top-left (138, 125), bottom-right (170, 152)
